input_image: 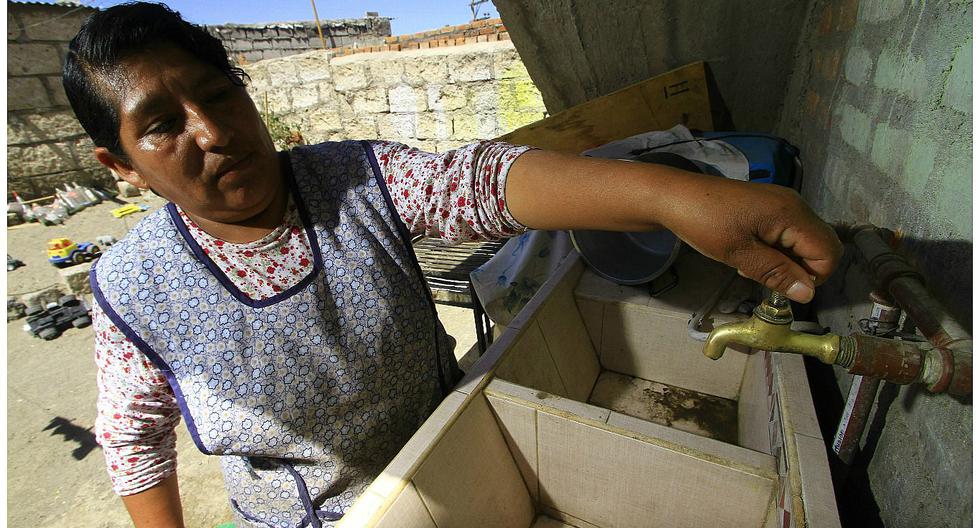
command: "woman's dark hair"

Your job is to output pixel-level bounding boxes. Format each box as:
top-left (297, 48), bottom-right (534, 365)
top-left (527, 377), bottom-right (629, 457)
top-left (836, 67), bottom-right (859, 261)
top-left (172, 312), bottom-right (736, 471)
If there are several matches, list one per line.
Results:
top-left (62, 2), bottom-right (248, 156)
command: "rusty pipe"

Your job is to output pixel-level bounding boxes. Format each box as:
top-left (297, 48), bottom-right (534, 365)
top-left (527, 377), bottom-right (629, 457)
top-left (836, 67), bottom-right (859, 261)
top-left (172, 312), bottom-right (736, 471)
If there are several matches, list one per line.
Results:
top-left (849, 225), bottom-right (972, 395)
top-left (832, 374), bottom-right (882, 465)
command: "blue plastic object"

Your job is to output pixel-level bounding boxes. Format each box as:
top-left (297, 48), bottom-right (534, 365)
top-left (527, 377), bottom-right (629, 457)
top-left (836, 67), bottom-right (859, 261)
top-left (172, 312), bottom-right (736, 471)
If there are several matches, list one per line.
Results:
top-left (696, 132), bottom-right (800, 187)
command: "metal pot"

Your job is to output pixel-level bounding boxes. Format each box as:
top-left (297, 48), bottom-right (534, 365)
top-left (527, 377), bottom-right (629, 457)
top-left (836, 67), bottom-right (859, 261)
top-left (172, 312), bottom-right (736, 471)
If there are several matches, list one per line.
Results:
top-left (568, 152), bottom-right (709, 285)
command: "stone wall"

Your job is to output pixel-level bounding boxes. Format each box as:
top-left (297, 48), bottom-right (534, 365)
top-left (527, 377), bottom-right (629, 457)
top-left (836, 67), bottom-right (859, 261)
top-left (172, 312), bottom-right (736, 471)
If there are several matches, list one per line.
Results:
top-left (776, 1), bottom-right (971, 526)
top-left (7, 2), bottom-right (112, 199)
top-left (242, 40), bottom-right (547, 152)
top-left (210, 17), bottom-right (391, 65)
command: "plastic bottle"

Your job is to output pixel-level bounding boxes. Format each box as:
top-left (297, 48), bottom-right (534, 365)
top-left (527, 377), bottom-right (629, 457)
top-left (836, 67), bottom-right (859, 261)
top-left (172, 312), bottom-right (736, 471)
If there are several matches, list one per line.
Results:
top-left (9, 192), bottom-right (30, 221)
top-left (74, 182), bottom-right (101, 205)
top-left (56, 191), bottom-right (82, 214)
top-left (61, 184), bottom-right (86, 210)
top-left (46, 201), bottom-right (69, 224)
top-left (32, 203), bottom-right (51, 225)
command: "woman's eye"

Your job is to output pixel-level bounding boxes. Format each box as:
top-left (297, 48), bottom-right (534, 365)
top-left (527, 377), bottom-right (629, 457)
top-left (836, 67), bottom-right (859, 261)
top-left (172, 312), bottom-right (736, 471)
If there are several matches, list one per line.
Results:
top-left (148, 119), bottom-right (175, 135)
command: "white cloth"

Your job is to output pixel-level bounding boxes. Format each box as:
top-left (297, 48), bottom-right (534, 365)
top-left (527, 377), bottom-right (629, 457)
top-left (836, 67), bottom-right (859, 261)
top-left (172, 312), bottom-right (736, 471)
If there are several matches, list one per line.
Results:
top-left (471, 125), bottom-right (750, 324)
top-left (582, 124), bottom-right (750, 180)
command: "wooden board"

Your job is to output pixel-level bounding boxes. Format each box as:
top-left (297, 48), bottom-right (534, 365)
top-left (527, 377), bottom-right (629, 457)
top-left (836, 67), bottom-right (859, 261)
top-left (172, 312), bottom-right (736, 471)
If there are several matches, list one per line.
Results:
top-left (412, 394), bottom-right (535, 528)
top-left (737, 350), bottom-right (773, 454)
top-left (374, 483), bottom-right (437, 528)
top-left (598, 301), bottom-right (747, 399)
top-left (498, 61), bottom-right (714, 153)
top-left (535, 281), bottom-right (601, 402)
top-left (339, 392), bottom-right (468, 527)
top-left (495, 322), bottom-right (569, 398)
top-left (486, 390), bottom-right (540, 502)
top-left (589, 370), bottom-right (738, 443)
top-left (536, 411), bottom-right (775, 528)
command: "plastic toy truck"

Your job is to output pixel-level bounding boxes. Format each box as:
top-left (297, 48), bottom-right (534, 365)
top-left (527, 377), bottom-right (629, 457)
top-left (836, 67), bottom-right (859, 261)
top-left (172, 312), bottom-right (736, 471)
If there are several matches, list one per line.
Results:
top-left (47, 238), bottom-right (101, 268)
top-left (24, 294), bottom-right (91, 340)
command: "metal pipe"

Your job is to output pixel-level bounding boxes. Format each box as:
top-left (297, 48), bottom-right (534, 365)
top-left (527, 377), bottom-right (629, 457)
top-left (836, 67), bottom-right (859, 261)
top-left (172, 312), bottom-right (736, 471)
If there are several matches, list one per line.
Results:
top-left (851, 226), bottom-right (970, 345)
top-left (849, 225), bottom-right (972, 396)
top-left (832, 374), bottom-right (882, 465)
top-left (832, 292), bottom-right (897, 465)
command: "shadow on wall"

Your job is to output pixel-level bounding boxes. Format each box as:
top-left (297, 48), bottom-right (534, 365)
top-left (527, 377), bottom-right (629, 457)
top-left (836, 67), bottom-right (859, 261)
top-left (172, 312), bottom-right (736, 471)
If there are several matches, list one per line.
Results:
top-left (814, 236), bottom-right (972, 335)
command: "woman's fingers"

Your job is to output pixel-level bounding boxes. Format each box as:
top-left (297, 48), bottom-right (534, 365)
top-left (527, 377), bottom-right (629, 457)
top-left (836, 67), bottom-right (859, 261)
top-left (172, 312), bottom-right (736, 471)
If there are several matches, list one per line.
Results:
top-left (732, 241), bottom-right (816, 303)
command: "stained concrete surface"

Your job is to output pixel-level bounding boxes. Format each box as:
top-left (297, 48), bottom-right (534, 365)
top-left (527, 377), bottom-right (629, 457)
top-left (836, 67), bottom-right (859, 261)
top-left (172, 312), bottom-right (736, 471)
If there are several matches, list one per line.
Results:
top-left (5, 194), bottom-right (480, 527)
top-left (494, 0), bottom-right (809, 130)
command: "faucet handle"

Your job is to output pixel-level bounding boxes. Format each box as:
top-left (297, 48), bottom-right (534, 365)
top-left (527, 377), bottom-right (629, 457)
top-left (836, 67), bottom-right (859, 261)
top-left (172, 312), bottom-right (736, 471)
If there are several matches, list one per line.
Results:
top-left (753, 289), bottom-right (794, 325)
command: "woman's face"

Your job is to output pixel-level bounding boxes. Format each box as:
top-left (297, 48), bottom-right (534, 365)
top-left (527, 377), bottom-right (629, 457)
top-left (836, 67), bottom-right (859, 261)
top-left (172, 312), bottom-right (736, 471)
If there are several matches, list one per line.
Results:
top-left (96, 44), bottom-right (281, 225)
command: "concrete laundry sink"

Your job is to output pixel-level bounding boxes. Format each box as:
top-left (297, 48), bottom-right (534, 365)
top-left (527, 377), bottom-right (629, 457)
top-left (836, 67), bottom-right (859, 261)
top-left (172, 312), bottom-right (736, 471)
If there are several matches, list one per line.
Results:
top-left (339, 251), bottom-right (840, 528)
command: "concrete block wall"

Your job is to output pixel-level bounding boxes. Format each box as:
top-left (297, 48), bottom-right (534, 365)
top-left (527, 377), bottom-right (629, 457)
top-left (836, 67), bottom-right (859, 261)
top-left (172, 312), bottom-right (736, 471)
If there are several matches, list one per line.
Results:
top-left (7, 2), bottom-right (114, 199)
top-left (242, 40), bottom-right (546, 152)
top-left (210, 17), bottom-right (391, 65)
top-left (776, 1), bottom-right (972, 526)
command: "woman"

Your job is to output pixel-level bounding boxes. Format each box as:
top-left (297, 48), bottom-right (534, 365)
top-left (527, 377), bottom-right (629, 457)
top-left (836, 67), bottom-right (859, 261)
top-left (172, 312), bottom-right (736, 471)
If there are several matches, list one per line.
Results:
top-left (65, 4), bottom-right (841, 527)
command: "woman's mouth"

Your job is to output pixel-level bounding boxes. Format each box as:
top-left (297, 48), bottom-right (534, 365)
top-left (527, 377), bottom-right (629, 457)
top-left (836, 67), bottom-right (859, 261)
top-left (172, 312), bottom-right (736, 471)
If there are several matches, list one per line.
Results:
top-left (215, 153), bottom-right (253, 180)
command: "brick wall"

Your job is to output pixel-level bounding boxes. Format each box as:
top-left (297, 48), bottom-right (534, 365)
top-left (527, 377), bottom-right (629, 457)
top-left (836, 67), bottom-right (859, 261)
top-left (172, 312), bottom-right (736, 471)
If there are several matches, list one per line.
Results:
top-left (327, 18), bottom-right (510, 56)
top-left (210, 17), bottom-right (391, 65)
top-left (7, 2), bottom-right (112, 199)
top-left (776, 1), bottom-right (972, 526)
top-left (243, 39), bottom-right (546, 153)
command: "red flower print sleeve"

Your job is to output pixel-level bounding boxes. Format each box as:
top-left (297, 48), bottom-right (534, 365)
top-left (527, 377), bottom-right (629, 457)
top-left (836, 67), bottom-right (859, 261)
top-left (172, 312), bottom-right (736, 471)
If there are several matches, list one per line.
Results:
top-left (95, 198), bottom-right (315, 495)
top-left (369, 140), bottom-right (534, 243)
top-left (93, 303), bottom-right (181, 495)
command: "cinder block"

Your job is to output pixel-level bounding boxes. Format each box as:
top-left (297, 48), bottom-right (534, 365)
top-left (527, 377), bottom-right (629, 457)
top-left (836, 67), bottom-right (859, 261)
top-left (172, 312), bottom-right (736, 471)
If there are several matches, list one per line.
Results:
top-left (7, 111), bottom-right (85, 145)
top-left (836, 103), bottom-right (871, 152)
top-left (8, 43), bottom-right (63, 76)
top-left (466, 83), bottom-right (499, 112)
top-left (8, 9), bottom-right (23, 40)
top-left (941, 43), bottom-right (972, 113)
top-left (59, 261), bottom-right (95, 296)
top-left (332, 63), bottom-right (370, 91)
top-left (350, 86), bottom-right (389, 113)
top-left (388, 85), bottom-right (426, 113)
top-left (449, 54), bottom-right (494, 83)
top-left (7, 142), bottom-right (78, 177)
top-left (290, 85), bottom-right (319, 109)
top-left (899, 139), bottom-right (936, 195)
top-left (46, 77), bottom-right (71, 107)
top-left (19, 6), bottom-right (92, 41)
top-left (870, 124), bottom-right (910, 175)
top-left (377, 113), bottom-right (416, 139)
top-left (416, 113), bottom-right (453, 140)
top-left (426, 84), bottom-right (466, 111)
top-left (836, 0), bottom-right (859, 31)
top-left (843, 47), bottom-right (872, 85)
top-left (860, 0), bottom-right (906, 23)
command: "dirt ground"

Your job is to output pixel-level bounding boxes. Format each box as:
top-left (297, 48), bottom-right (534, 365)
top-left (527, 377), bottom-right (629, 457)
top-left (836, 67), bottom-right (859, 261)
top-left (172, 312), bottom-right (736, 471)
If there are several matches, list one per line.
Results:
top-left (5, 192), bottom-right (479, 527)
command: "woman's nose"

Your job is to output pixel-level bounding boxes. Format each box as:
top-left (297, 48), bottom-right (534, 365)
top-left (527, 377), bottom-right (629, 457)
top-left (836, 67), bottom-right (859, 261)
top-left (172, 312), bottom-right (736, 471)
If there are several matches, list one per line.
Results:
top-left (189, 107), bottom-right (232, 151)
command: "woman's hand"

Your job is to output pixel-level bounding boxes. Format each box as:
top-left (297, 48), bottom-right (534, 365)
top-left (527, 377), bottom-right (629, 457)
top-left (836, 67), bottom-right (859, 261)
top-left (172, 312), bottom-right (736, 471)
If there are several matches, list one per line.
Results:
top-left (505, 150), bottom-right (843, 302)
top-left (655, 175), bottom-right (842, 303)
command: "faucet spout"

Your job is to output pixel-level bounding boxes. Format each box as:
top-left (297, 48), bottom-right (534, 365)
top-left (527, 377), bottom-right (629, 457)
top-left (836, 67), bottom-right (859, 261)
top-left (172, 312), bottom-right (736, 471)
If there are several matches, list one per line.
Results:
top-left (702, 290), bottom-right (842, 365)
top-left (701, 290), bottom-right (970, 397)
top-left (702, 315), bottom-right (842, 364)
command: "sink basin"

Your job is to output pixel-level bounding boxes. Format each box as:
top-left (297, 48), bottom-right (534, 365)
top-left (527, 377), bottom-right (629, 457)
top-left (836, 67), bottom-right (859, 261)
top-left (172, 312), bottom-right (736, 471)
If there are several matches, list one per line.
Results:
top-left (339, 251), bottom-right (839, 528)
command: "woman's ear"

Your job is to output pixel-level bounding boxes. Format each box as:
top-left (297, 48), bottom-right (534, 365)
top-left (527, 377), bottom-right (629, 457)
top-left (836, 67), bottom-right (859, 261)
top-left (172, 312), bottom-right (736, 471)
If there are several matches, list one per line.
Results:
top-left (94, 147), bottom-right (148, 189)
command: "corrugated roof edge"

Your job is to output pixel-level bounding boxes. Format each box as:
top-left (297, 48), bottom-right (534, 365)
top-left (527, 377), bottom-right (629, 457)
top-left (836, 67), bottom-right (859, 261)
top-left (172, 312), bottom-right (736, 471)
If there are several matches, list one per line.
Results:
top-left (8, 1), bottom-right (94, 8)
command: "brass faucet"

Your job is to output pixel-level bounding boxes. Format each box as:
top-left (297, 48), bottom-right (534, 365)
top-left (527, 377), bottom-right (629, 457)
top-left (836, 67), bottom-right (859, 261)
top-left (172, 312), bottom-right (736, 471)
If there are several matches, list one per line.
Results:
top-left (702, 290), bottom-right (845, 366)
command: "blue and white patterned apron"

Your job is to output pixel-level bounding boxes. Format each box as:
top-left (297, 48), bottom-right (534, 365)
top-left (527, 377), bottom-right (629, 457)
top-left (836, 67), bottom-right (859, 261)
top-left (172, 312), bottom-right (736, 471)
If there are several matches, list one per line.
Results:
top-left (92, 141), bottom-right (461, 527)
